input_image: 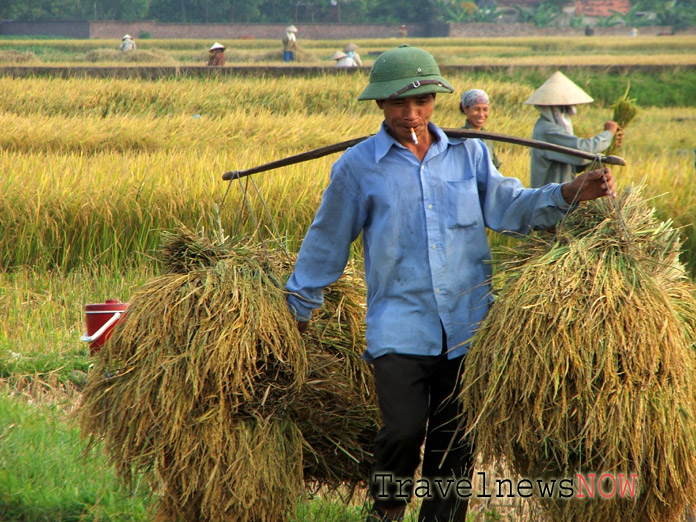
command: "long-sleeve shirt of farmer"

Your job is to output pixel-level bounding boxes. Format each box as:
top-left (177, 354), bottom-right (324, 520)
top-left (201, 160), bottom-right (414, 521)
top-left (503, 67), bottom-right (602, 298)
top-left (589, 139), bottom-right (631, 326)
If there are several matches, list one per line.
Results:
top-left (286, 122), bottom-right (572, 362)
top-left (530, 114), bottom-right (613, 188)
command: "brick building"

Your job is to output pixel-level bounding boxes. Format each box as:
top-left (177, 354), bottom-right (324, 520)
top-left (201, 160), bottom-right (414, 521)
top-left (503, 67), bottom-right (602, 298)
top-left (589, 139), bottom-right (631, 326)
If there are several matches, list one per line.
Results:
top-left (495, 0), bottom-right (633, 17)
top-left (575, 0), bottom-right (632, 17)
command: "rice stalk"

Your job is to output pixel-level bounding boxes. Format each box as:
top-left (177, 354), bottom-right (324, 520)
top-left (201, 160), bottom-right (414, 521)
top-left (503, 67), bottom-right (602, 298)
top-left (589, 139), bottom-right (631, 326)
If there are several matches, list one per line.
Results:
top-left (606, 84), bottom-right (639, 157)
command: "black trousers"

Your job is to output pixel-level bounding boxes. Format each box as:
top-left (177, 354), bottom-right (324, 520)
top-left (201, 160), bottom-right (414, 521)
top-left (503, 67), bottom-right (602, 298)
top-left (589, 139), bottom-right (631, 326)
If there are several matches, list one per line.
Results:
top-left (369, 350), bottom-right (474, 522)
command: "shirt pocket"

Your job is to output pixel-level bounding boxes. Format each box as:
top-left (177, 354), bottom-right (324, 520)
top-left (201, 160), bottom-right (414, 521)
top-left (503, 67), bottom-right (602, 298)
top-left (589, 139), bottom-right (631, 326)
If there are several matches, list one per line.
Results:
top-left (446, 179), bottom-right (480, 229)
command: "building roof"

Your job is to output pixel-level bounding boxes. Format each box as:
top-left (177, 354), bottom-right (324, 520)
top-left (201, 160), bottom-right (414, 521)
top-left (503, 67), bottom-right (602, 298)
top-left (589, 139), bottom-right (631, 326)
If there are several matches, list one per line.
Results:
top-left (575, 0), bottom-right (632, 17)
top-left (495, 0), bottom-right (632, 16)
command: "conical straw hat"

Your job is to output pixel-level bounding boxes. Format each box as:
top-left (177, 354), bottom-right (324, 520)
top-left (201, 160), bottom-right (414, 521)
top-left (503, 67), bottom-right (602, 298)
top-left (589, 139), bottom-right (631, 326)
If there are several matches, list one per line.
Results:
top-left (331, 51), bottom-right (347, 60)
top-left (286, 25), bottom-right (298, 32)
top-left (524, 71), bottom-right (594, 106)
top-left (209, 42), bottom-right (225, 51)
top-left (344, 42), bottom-right (358, 52)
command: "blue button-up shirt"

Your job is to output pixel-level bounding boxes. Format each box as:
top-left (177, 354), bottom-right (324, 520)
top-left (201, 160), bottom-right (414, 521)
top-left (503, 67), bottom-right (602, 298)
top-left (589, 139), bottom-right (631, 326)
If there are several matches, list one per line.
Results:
top-left (286, 122), bottom-right (571, 362)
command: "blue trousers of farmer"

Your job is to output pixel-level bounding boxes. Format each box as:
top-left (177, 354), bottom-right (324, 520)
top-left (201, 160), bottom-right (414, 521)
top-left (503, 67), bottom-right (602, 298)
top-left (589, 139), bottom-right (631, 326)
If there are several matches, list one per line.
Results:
top-left (369, 340), bottom-right (474, 521)
top-left (283, 50), bottom-right (295, 62)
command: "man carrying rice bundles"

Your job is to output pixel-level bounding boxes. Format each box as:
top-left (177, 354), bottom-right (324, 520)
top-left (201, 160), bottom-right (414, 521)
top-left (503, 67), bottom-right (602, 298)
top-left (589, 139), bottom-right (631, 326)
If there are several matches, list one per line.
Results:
top-left (285, 44), bottom-right (615, 522)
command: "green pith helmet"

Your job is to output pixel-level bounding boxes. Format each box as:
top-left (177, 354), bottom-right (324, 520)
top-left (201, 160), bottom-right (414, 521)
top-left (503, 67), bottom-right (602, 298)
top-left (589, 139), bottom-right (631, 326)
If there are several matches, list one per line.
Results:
top-left (357, 45), bottom-right (454, 101)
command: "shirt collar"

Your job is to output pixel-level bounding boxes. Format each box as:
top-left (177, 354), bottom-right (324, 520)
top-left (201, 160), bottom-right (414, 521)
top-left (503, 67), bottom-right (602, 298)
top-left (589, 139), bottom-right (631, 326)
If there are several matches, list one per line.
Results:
top-left (374, 121), bottom-right (452, 164)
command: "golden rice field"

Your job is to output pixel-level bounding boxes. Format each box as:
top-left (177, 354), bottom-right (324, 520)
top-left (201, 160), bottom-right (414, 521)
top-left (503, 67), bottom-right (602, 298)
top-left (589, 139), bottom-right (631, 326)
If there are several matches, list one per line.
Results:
top-left (1, 35), bottom-right (696, 67)
top-left (1, 70), bottom-right (693, 273)
top-left (1, 63), bottom-right (695, 351)
top-left (1, 37), bottom-right (695, 521)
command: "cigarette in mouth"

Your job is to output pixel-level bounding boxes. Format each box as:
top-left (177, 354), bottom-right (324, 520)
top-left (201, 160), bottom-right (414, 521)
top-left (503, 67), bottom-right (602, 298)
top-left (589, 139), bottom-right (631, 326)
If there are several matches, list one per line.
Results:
top-left (410, 127), bottom-right (418, 144)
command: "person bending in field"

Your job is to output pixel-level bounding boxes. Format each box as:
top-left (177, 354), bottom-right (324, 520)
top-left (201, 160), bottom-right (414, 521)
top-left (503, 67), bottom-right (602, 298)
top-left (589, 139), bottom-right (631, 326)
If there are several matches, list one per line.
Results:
top-left (207, 42), bottom-right (226, 66)
top-left (285, 45), bottom-right (615, 522)
top-left (119, 34), bottom-right (136, 52)
top-left (343, 42), bottom-right (363, 67)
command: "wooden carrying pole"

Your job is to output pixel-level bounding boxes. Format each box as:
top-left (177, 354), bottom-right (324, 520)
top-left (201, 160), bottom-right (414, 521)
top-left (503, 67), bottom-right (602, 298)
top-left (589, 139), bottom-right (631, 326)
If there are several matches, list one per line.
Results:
top-left (222, 129), bottom-right (626, 181)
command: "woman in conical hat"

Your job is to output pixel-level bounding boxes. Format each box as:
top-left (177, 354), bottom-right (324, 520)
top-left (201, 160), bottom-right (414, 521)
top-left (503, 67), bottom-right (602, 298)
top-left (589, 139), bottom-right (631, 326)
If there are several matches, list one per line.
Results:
top-left (330, 50), bottom-right (347, 61)
top-left (332, 50), bottom-right (358, 68)
top-left (207, 42), bottom-right (226, 66)
top-left (526, 71), bottom-right (623, 187)
top-left (343, 42), bottom-right (363, 66)
top-left (118, 34), bottom-right (136, 52)
top-left (282, 26), bottom-right (298, 62)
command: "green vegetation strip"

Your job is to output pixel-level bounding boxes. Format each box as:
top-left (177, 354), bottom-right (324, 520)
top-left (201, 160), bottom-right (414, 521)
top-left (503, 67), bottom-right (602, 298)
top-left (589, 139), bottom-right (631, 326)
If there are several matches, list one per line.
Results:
top-left (0, 394), bottom-right (151, 521)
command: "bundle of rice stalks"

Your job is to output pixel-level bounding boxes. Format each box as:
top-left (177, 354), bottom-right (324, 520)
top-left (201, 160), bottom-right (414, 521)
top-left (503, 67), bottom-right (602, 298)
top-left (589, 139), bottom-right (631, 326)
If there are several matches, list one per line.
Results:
top-left (297, 282), bottom-right (376, 488)
top-left (78, 230), bottom-right (378, 522)
top-left (157, 226), bottom-right (234, 273)
top-left (234, 48), bottom-right (320, 63)
top-left (606, 84), bottom-right (639, 157)
top-left (84, 48), bottom-right (178, 64)
top-left (460, 187), bottom-right (696, 522)
top-left (0, 50), bottom-right (39, 64)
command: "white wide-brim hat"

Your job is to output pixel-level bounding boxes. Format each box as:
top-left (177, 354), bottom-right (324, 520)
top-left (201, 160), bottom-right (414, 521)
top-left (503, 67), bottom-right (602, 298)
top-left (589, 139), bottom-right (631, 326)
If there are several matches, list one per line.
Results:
top-left (285, 25), bottom-right (298, 32)
top-left (524, 71), bottom-right (594, 106)
top-left (122, 34), bottom-right (132, 40)
top-left (209, 42), bottom-right (226, 51)
top-left (330, 51), bottom-right (347, 60)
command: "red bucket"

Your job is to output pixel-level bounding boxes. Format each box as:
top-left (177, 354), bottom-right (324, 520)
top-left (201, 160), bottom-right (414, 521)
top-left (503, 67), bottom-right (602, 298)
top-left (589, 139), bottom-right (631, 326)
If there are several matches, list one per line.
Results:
top-left (81, 299), bottom-right (129, 355)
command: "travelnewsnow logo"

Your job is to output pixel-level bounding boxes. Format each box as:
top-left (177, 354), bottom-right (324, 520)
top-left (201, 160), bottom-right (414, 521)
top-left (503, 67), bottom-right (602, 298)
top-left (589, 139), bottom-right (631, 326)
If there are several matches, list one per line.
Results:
top-left (372, 472), bottom-right (639, 501)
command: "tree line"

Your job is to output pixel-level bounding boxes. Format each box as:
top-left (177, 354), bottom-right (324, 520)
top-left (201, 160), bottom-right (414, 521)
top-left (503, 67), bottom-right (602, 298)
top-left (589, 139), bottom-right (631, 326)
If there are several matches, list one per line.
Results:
top-left (0, 0), bottom-right (693, 29)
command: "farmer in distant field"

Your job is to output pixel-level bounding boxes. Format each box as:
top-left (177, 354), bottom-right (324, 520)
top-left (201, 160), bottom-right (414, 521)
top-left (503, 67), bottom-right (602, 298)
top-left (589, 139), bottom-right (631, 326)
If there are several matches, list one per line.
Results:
top-left (331, 50), bottom-right (353, 67)
top-left (286, 45), bottom-right (615, 522)
top-left (332, 50), bottom-right (359, 67)
top-left (459, 88), bottom-right (501, 169)
top-left (282, 25), bottom-right (298, 62)
top-left (344, 42), bottom-right (363, 66)
top-left (119, 34), bottom-right (136, 52)
top-left (527, 70), bottom-right (623, 188)
top-left (207, 42), bottom-right (226, 66)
